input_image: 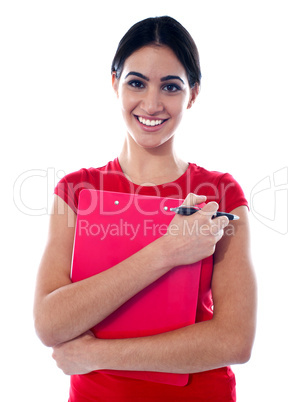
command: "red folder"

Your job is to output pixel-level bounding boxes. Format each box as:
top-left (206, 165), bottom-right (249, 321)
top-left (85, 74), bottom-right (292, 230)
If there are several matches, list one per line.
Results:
top-left (71, 190), bottom-right (202, 386)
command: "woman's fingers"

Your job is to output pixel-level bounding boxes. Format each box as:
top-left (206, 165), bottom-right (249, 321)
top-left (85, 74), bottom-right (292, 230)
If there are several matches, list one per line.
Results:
top-left (200, 202), bottom-right (229, 229)
top-left (181, 194), bottom-right (229, 230)
top-left (197, 201), bottom-right (219, 216)
top-left (164, 194), bottom-right (231, 265)
top-left (181, 193), bottom-right (207, 207)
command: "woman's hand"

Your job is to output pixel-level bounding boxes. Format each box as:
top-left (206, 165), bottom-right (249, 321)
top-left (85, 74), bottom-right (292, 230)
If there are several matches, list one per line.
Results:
top-left (52, 331), bottom-right (99, 375)
top-left (162, 193), bottom-right (230, 267)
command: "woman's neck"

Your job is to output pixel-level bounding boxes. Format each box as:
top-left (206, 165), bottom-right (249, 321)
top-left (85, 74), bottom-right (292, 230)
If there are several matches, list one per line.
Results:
top-left (118, 137), bottom-right (188, 186)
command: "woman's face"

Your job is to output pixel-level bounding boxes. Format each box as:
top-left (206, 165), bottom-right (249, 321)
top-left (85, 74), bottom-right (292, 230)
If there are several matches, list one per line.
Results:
top-left (112, 45), bottom-right (199, 150)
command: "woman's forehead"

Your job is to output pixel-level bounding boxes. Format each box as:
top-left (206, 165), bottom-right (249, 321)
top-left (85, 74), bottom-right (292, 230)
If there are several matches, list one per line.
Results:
top-left (121, 45), bottom-right (188, 81)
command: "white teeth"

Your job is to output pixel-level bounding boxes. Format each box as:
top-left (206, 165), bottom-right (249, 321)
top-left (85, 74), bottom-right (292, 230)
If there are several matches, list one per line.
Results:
top-left (138, 117), bottom-right (164, 126)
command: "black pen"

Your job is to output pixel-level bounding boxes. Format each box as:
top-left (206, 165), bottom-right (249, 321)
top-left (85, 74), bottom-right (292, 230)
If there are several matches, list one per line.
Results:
top-left (170, 206), bottom-right (239, 220)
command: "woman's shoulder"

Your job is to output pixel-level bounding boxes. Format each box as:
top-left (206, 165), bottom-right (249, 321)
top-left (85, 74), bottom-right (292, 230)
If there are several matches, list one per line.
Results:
top-left (188, 162), bottom-right (234, 184)
top-left (188, 162), bottom-right (248, 212)
top-left (58, 159), bottom-right (120, 186)
top-left (54, 159), bottom-right (121, 213)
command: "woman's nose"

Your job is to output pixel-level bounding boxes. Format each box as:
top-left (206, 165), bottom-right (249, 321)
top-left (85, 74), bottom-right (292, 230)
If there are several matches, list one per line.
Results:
top-left (140, 89), bottom-right (164, 115)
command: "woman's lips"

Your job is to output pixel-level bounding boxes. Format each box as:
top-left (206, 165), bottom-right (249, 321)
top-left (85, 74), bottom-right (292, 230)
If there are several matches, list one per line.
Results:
top-left (134, 115), bottom-right (169, 131)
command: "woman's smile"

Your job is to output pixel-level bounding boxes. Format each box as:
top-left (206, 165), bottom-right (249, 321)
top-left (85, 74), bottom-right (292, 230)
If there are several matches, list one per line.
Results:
top-left (134, 115), bottom-right (169, 132)
top-left (136, 116), bottom-right (166, 127)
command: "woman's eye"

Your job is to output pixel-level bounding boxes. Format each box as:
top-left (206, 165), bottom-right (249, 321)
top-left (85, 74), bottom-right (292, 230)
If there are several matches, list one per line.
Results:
top-left (128, 80), bottom-right (145, 89)
top-left (163, 84), bottom-right (181, 92)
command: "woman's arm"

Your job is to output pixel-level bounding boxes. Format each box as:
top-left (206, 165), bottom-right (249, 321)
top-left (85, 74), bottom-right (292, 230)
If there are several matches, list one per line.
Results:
top-left (52, 206), bottom-right (257, 375)
top-left (34, 194), bottom-right (227, 347)
top-left (34, 195), bottom-right (173, 347)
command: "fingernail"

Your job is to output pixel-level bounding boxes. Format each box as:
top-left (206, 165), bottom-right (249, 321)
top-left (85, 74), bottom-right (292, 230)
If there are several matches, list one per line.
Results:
top-left (222, 218), bottom-right (229, 228)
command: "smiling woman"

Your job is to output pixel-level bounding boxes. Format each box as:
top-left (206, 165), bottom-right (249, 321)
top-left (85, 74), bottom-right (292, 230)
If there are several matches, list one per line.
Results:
top-left (34, 15), bottom-right (256, 402)
top-left (112, 45), bottom-right (198, 148)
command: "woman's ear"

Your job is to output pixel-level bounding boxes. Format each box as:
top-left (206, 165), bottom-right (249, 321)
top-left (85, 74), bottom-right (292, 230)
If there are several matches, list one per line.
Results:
top-left (187, 83), bottom-right (200, 109)
top-left (112, 72), bottom-right (119, 98)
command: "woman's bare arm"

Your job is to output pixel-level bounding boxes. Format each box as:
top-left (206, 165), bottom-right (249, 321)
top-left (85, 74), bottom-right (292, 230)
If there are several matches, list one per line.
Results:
top-left (34, 194), bottom-right (227, 347)
top-left (52, 206), bottom-right (257, 375)
top-left (34, 195), bottom-right (174, 346)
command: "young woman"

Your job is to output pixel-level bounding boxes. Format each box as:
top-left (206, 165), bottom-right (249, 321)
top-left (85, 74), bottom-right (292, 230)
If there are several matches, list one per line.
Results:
top-left (34, 16), bottom-right (257, 401)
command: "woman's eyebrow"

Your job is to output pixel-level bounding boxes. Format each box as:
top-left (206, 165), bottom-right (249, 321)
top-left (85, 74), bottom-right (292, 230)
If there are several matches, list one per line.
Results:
top-left (124, 72), bottom-right (149, 81)
top-left (161, 75), bottom-right (185, 84)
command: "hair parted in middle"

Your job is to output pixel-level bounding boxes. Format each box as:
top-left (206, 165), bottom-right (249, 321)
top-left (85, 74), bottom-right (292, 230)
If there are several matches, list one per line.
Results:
top-left (111, 16), bottom-right (201, 88)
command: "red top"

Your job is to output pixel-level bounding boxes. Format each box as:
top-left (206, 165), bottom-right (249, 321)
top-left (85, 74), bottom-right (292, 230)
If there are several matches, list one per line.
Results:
top-left (54, 158), bottom-right (248, 401)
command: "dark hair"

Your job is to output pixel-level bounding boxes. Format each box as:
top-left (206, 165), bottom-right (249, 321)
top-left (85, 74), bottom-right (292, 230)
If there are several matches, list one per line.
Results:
top-left (111, 16), bottom-right (201, 88)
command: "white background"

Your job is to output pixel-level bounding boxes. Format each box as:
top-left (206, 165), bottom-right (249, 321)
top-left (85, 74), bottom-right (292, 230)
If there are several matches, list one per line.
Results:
top-left (1, 1), bottom-right (300, 400)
